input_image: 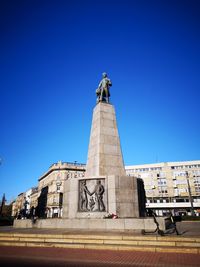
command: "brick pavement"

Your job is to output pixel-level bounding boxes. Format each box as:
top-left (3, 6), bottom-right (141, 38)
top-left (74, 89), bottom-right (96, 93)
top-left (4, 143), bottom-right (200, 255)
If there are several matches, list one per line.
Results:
top-left (0, 222), bottom-right (200, 266)
top-left (0, 246), bottom-right (199, 267)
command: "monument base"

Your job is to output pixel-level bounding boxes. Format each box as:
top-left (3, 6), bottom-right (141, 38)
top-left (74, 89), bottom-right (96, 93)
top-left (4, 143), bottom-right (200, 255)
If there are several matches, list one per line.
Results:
top-left (63, 175), bottom-right (139, 219)
top-left (13, 217), bottom-right (166, 231)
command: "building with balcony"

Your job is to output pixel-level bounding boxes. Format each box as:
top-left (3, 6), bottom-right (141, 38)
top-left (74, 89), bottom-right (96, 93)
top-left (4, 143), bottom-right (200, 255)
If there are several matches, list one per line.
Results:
top-left (37, 161), bottom-right (85, 218)
top-left (125, 160), bottom-right (200, 216)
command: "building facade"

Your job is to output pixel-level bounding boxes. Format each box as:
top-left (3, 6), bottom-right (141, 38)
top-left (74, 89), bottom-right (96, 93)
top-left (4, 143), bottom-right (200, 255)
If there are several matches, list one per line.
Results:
top-left (12, 187), bottom-right (38, 218)
top-left (125, 160), bottom-right (200, 216)
top-left (37, 161), bottom-right (85, 218)
top-left (29, 187), bottom-right (38, 210)
top-left (12, 192), bottom-right (24, 217)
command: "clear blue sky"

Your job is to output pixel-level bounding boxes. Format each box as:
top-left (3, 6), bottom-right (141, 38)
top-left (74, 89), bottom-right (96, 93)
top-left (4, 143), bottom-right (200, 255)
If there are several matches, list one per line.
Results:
top-left (0, 0), bottom-right (200, 202)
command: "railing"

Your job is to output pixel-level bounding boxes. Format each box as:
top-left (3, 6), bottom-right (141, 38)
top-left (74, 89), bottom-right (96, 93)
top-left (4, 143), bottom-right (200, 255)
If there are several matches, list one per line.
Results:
top-left (50, 162), bottom-right (86, 168)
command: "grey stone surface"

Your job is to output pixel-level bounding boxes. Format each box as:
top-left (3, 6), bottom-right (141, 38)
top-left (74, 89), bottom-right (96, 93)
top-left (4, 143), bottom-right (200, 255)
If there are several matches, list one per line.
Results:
top-left (63, 177), bottom-right (108, 219)
top-left (125, 218), bottom-right (145, 230)
top-left (62, 173), bottom-right (139, 219)
top-left (14, 217), bottom-right (166, 231)
top-left (109, 175), bottom-right (139, 218)
top-left (85, 102), bottom-right (126, 177)
top-left (62, 179), bottom-right (79, 219)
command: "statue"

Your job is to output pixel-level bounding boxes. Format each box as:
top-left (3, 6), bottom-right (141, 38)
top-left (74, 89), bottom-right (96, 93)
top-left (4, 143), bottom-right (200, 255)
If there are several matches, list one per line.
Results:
top-left (96, 72), bottom-right (112, 103)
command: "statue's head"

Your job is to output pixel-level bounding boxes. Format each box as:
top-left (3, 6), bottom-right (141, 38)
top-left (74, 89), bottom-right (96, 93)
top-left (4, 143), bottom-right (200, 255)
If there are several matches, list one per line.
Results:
top-left (102, 72), bottom-right (107, 78)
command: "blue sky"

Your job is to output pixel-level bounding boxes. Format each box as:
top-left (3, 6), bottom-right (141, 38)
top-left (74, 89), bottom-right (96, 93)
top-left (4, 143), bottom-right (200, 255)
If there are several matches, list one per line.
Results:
top-left (0, 0), bottom-right (200, 202)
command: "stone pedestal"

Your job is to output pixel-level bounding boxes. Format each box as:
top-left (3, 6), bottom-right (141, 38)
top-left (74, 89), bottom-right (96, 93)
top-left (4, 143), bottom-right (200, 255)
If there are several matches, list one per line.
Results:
top-left (63, 102), bottom-right (139, 219)
top-left (85, 102), bottom-right (126, 177)
top-left (15, 101), bottom-right (149, 230)
top-left (62, 174), bottom-right (139, 219)
top-left (108, 175), bottom-right (139, 218)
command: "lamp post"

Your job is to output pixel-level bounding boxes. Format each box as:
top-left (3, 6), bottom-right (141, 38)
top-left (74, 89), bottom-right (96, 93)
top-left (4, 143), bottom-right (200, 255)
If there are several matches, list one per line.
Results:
top-left (185, 171), bottom-right (195, 216)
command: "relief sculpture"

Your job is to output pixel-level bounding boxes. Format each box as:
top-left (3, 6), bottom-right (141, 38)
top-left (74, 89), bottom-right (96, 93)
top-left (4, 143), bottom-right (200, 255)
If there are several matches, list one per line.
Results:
top-left (79, 179), bottom-right (106, 212)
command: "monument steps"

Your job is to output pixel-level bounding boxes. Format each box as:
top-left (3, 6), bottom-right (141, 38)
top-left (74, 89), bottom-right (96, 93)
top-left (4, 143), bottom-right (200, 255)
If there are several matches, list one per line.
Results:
top-left (0, 232), bottom-right (200, 254)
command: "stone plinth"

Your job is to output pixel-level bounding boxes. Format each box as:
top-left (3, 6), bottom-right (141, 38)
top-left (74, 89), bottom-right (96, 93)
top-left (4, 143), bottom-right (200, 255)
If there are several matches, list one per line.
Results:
top-left (63, 102), bottom-right (139, 219)
top-left (85, 102), bottom-right (126, 177)
top-left (14, 217), bottom-right (167, 231)
top-left (108, 175), bottom-right (139, 218)
top-left (63, 177), bottom-right (107, 219)
top-left (63, 174), bottom-right (139, 219)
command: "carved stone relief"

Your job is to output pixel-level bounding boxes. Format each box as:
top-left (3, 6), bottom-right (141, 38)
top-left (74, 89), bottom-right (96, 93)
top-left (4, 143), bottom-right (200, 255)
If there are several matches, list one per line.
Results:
top-left (78, 179), bottom-right (106, 212)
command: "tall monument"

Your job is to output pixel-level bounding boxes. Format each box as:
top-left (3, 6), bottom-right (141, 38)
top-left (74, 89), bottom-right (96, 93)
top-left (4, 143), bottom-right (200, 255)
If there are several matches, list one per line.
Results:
top-left (63, 73), bottom-right (139, 218)
top-left (85, 101), bottom-right (126, 177)
top-left (14, 73), bottom-right (166, 231)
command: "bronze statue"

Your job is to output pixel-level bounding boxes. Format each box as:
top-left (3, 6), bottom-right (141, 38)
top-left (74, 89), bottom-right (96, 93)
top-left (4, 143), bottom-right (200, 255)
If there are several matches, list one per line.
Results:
top-left (96, 72), bottom-right (112, 103)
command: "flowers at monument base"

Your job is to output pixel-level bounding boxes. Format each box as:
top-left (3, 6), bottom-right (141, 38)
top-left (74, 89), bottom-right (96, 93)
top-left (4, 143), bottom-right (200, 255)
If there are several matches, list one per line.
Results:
top-left (103, 213), bottom-right (118, 219)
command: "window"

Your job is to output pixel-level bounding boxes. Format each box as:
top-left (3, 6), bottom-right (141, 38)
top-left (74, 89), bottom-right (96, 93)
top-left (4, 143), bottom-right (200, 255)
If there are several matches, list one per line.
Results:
top-left (56, 182), bottom-right (62, 192)
top-left (57, 185), bottom-right (61, 192)
top-left (176, 198), bottom-right (189, 203)
top-left (53, 196), bottom-right (57, 204)
top-left (158, 179), bottom-right (167, 186)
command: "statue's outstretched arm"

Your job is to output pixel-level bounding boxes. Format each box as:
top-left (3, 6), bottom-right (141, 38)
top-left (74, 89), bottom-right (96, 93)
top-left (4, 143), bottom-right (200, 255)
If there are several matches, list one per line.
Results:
top-left (85, 186), bottom-right (92, 196)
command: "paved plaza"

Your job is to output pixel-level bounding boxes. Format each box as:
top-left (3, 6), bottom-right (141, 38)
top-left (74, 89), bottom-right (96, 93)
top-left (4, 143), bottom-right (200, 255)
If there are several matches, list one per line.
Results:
top-left (0, 221), bottom-right (200, 266)
top-left (0, 246), bottom-right (199, 267)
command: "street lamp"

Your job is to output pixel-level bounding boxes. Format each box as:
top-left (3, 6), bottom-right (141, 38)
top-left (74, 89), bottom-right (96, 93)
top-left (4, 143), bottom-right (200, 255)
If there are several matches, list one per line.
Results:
top-left (185, 171), bottom-right (195, 216)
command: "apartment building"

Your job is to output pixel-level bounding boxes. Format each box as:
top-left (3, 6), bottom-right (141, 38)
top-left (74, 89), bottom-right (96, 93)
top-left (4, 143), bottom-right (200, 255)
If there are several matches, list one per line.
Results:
top-left (12, 192), bottom-right (24, 217)
top-left (125, 160), bottom-right (200, 216)
top-left (12, 187), bottom-right (38, 218)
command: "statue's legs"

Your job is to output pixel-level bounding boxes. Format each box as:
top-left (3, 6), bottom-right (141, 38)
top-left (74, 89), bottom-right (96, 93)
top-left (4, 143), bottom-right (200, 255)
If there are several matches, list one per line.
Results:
top-left (80, 199), bottom-right (84, 210)
top-left (100, 88), bottom-right (109, 103)
top-left (100, 88), bottom-right (104, 102)
top-left (100, 197), bottom-right (105, 211)
top-left (105, 88), bottom-right (109, 103)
